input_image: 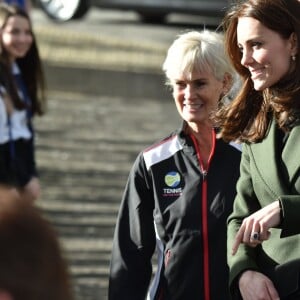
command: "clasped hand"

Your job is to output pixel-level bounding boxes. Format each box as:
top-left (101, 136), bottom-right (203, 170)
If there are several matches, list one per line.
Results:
top-left (239, 270), bottom-right (280, 300)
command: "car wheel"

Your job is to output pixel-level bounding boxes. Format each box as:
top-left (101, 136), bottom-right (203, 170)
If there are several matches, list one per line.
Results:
top-left (137, 12), bottom-right (167, 24)
top-left (37, 0), bottom-right (90, 21)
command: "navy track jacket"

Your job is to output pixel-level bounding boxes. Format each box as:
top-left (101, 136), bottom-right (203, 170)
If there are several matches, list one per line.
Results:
top-left (109, 124), bottom-right (241, 300)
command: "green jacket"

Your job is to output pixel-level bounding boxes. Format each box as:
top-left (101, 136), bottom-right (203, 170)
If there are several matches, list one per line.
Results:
top-left (227, 118), bottom-right (300, 296)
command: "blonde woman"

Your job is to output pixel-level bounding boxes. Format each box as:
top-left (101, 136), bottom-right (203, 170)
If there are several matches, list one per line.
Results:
top-left (109, 30), bottom-right (241, 300)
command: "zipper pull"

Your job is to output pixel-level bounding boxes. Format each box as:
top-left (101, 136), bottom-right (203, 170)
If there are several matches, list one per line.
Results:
top-left (202, 169), bottom-right (207, 180)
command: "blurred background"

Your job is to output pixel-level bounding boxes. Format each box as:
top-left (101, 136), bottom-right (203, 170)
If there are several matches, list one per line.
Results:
top-left (31, 2), bottom-right (228, 299)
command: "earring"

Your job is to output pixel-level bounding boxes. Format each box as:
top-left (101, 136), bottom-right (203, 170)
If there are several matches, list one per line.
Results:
top-left (292, 55), bottom-right (296, 61)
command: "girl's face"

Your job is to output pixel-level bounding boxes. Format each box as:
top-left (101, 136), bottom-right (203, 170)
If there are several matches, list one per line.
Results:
top-left (237, 17), bottom-right (297, 91)
top-left (172, 68), bottom-right (227, 129)
top-left (1, 15), bottom-right (33, 61)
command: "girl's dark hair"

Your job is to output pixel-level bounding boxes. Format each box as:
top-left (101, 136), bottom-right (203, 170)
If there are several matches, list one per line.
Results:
top-left (0, 3), bottom-right (46, 115)
top-left (0, 198), bottom-right (74, 300)
top-left (215, 0), bottom-right (300, 143)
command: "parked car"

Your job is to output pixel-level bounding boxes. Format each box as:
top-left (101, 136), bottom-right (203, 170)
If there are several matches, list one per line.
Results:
top-left (36, 0), bottom-right (232, 23)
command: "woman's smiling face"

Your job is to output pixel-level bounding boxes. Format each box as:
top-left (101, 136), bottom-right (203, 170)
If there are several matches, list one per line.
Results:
top-left (172, 68), bottom-right (225, 128)
top-left (1, 15), bottom-right (33, 62)
top-left (237, 17), bottom-right (297, 91)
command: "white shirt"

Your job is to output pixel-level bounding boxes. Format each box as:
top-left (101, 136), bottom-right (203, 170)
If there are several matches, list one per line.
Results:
top-left (0, 63), bottom-right (31, 144)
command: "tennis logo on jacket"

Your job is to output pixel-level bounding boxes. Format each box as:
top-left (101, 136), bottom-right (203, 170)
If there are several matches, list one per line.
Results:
top-left (163, 171), bottom-right (182, 197)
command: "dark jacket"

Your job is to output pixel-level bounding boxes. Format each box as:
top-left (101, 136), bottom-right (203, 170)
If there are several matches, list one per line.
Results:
top-left (109, 124), bottom-right (241, 300)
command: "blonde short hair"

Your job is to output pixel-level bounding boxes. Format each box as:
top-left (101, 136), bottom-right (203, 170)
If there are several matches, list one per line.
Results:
top-left (162, 30), bottom-right (240, 100)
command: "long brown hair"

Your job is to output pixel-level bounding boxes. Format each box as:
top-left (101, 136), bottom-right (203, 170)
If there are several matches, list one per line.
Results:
top-left (215, 0), bottom-right (300, 143)
top-left (0, 190), bottom-right (74, 300)
top-left (0, 3), bottom-right (46, 115)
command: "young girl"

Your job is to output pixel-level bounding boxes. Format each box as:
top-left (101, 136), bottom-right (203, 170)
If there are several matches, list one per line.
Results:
top-left (0, 3), bottom-right (46, 203)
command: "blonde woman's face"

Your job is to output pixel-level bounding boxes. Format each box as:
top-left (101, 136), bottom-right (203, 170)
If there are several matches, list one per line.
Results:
top-left (1, 15), bottom-right (33, 61)
top-left (237, 17), bottom-right (297, 91)
top-left (172, 68), bottom-right (225, 128)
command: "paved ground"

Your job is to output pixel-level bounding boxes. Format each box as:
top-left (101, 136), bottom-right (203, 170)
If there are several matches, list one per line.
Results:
top-left (32, 8), bottom-right (180, 300)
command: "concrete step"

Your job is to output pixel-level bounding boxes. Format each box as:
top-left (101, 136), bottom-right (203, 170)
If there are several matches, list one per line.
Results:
top-left (31, 8), bottom-right (179, 299)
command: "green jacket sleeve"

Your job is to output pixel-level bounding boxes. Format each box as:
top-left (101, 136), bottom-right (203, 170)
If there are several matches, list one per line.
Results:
top-left (227, 144), bottom-right (261, 288)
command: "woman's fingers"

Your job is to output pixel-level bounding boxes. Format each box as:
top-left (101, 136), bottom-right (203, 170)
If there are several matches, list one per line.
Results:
top-left (232, 226), bottom-right (244, 255)
top-left (231, 201), bottom-right (281, 255)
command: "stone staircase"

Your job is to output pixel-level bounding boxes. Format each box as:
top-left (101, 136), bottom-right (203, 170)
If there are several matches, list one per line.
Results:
top-left (31, 9), bottom-right (179, 299)
top-left (35, 89), bottom-right (178, 299)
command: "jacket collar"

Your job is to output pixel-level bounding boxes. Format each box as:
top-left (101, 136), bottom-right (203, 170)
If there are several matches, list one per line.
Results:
top-left (282, 121), bottom-right (300, 184)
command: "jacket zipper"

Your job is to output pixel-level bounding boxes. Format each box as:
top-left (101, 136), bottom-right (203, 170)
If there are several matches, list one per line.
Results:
top-left (190, 130), bottom-right (216, 300)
